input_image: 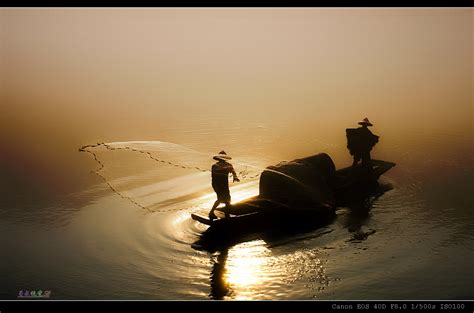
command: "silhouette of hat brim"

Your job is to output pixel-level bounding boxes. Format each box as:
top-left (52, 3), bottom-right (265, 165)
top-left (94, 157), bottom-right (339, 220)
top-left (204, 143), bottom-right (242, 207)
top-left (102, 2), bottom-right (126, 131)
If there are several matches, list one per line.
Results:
top-left (213, 155), bottom-right (232, 161)
top-left (358, 120), bottom-right (373, 126)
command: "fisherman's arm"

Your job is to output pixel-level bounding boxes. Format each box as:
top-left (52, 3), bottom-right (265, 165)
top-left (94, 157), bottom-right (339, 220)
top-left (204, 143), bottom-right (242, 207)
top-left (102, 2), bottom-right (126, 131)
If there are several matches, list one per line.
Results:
top-left (230, 166), bottom-right (240, 182)
top-left (369, 129), bottom-right (379, 143)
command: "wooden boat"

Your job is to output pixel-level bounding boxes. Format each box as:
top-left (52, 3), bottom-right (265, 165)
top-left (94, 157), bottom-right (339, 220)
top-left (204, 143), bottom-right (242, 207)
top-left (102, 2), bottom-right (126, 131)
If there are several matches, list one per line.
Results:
top-left (191, 154), bottom-right (395, 251)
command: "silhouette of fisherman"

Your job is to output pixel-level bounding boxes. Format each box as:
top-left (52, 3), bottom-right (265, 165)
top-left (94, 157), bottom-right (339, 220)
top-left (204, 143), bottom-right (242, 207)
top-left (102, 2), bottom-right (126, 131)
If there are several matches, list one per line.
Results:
top-left (346, 118), bottom-right (379, 168)
top-left (209, 151), bottom-right (240, 220)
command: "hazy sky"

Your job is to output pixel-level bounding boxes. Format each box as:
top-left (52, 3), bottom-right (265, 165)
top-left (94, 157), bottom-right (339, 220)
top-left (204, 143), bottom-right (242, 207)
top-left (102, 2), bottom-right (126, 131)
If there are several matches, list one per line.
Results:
top-left (1, 8), bottom-right (472, 195)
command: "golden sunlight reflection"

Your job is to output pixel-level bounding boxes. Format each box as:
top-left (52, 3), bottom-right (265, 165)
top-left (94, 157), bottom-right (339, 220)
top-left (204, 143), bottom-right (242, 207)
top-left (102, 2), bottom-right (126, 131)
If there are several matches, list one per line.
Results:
top-left (224, 240), bottom-right (271, 299)
top-left (229, 182), bottom-right (259, 203)
top-left (171, 210), bottom-right (190, 228)
top-left (196, 180), bottom-right (259, 210)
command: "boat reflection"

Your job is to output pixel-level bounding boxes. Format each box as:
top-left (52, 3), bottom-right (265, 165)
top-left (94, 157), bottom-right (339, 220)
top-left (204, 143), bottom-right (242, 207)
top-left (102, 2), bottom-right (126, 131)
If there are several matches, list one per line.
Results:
top-left (342, 182), bottom-right (394, 240)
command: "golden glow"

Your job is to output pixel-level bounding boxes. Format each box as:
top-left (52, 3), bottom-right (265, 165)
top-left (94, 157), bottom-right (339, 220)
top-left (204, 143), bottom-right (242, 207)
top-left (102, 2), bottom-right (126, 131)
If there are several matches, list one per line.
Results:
top-left (1, 8), bottom-right (472, 196)
top-left (196, 180), bottom-right (259, 209)
top-left (224, 240), bottom-right (270, 299)
top-left (229, 182), bottom-right (260, 203)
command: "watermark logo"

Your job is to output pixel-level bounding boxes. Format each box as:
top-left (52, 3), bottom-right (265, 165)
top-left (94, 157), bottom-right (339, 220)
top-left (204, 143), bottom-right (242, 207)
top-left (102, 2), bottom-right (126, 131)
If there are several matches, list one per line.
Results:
top-left (17, 290), bottom-right (51, 299)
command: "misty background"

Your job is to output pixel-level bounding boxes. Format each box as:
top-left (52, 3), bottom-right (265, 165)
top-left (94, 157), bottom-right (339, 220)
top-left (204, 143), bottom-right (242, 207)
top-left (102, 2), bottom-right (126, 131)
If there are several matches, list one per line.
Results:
top-left (1, 8), bottom-right (472, 208)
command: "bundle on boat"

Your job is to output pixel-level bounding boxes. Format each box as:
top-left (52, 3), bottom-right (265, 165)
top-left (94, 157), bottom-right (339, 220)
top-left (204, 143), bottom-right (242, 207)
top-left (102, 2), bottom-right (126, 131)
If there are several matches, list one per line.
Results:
top-left (258, 153), bottom-right (337, 212)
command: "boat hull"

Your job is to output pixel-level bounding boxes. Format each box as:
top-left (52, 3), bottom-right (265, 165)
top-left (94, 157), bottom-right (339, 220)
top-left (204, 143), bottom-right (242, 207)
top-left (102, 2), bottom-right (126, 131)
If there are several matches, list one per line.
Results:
top-left (192, 208), bottom-right (336, 252)
top-left (191, 158), bottom-right (396, 251)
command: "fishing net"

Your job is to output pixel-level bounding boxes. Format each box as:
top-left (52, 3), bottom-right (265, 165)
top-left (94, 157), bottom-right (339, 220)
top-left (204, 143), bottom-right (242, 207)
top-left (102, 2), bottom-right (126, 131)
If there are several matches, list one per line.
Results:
top-left (79, 141), bottom-right (266, 213)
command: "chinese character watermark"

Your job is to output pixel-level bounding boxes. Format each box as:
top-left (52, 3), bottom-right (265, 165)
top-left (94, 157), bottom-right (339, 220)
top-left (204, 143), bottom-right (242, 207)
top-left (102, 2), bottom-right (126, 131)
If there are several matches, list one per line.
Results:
top-left (17, 290), bottom-right (51, 299)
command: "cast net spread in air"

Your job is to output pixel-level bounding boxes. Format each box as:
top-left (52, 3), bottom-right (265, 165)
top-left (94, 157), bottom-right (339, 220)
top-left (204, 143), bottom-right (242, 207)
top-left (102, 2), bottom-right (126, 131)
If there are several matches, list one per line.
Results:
top-left (79, 141), bottom-right (266, 213)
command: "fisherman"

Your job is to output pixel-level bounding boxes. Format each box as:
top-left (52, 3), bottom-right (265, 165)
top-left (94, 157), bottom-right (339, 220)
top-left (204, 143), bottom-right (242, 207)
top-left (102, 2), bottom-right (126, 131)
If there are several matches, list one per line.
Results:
top-left (209, 151), bottom-right (240, 220)
top-left (346, 118), bottom-right (379, 168)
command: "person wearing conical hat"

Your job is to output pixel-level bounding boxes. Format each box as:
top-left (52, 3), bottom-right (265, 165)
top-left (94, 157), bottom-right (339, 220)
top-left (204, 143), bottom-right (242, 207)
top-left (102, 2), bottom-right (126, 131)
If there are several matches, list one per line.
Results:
top-left (358, 117), bottom-right (373, 127)
top-left (346, 118), bottom-right (379, 168)
top-left (209, 150), bottom-right (240, 220)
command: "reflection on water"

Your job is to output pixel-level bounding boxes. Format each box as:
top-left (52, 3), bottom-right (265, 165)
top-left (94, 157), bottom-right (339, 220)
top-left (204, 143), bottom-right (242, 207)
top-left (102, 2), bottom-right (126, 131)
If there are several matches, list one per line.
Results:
top-left (210, 249), bottom-right (230, 300)
top-left (1, 124), bottom-right (473, 300)
top-left (222, 240), bottom-right (270, 300)
top-left (208, 239), bottom-right (333, 300)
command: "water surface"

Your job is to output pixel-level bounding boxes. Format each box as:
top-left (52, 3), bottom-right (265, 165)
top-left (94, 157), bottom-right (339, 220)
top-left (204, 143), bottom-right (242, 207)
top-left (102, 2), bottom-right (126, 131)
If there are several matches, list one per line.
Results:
top-left (1, 122), bottom-right (473, 300)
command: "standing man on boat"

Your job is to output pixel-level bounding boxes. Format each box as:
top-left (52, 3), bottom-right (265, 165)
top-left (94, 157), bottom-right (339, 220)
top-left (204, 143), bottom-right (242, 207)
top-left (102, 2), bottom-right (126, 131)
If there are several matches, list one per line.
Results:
top-left (209, 151), bottom-right (240, 220)
top-left (346, 118), bottom-right (379, 168)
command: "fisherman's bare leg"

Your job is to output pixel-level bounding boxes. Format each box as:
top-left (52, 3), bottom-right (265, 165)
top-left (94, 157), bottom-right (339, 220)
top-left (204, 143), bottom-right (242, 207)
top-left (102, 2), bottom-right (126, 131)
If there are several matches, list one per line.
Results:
top-left (361, 152), bottom-right (372, 169)
top-left (223, 201), bottom-right (231, 218)
top-left (209, 200), bottom-right (220, 220)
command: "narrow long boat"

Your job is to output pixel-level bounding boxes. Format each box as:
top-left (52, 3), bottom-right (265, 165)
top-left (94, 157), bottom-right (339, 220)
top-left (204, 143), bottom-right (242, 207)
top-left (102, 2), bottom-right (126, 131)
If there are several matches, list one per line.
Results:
top-left (191, 154), bottom-right (395, 251)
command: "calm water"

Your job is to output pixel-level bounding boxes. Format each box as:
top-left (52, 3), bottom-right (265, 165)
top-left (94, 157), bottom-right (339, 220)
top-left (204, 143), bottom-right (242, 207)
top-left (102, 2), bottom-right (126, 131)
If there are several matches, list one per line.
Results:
top-left (1, 120), bottom-right (473, 300)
